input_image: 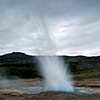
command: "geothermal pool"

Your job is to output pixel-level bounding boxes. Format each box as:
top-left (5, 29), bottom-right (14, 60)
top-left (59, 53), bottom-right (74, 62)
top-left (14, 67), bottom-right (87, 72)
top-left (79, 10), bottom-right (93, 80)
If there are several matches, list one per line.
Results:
top-left (0, 79), bottom-right (100, 94)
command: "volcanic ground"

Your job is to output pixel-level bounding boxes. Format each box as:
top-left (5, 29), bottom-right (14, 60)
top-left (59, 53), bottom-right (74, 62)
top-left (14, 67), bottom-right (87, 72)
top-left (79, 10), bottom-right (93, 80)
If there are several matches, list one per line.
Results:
top-left (0, 78), bottom-right (100, 100)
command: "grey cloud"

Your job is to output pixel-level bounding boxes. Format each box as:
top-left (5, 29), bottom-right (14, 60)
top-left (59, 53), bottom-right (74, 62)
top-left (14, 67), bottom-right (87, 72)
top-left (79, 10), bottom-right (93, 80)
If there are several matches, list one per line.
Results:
top-left (2, 0), bottom-right (98, 18)
top-left (0, 0), bottom-right (100, 56)
top-left (55, 18), bottom-right (100, 55)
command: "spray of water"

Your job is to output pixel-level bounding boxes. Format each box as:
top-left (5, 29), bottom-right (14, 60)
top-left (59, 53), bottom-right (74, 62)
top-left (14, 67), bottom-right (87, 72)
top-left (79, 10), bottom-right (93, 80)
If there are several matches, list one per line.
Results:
top-left (34, 14), bottom-right (75, 93)
top-left (37, 56), bottom-right (74, 92)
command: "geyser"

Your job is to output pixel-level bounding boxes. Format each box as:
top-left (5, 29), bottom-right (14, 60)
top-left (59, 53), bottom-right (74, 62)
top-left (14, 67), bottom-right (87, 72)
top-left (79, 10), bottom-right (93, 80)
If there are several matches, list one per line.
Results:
top-left (35, 16), bottom-right (75, 93)
top-left (37, 56), bottom-right (74, 93)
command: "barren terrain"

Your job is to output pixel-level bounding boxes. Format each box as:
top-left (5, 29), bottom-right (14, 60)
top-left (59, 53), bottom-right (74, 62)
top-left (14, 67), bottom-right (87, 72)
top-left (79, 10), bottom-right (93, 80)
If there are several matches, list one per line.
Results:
top-left (0, 78), bottom-right (100, 100)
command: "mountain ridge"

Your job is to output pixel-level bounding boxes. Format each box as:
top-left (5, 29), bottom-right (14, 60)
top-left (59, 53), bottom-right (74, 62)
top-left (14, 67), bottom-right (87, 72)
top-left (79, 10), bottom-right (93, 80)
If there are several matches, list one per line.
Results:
top-left (0, 52), bottom-right (100, 69)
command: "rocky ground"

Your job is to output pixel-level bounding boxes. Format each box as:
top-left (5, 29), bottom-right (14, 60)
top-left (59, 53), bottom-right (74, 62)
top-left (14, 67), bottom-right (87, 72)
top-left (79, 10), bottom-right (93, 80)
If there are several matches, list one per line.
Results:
top-left (0, 78), bottom-right (100, 100)
top-left (0, 91), bottom-right (100, 100)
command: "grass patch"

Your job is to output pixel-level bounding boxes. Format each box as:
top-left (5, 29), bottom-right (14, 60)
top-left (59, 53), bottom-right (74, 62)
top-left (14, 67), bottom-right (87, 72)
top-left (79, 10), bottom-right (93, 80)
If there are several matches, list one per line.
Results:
top-left (73, 70), bottom-right (100, 75)
top-left (74, 74), bottom-right (100, 80)
top-left (0, 63), bottom-right (41, 79)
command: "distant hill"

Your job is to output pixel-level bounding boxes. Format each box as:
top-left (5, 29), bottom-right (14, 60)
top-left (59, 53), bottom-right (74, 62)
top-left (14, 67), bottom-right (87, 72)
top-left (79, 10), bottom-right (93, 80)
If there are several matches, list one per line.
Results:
top-left (68, 55), bottom-right (100, 69)
top-left (0, 52), bottom-right (36, 64)
top-left (0, 52), bottom-right (100, 69)
top-left (0, 52), bottom-right (100, 79)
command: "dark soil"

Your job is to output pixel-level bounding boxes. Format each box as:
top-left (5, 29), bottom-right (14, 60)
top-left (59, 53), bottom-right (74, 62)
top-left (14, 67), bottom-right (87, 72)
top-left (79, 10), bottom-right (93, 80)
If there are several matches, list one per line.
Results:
top-left (0, 91), bottom-right (100, 100)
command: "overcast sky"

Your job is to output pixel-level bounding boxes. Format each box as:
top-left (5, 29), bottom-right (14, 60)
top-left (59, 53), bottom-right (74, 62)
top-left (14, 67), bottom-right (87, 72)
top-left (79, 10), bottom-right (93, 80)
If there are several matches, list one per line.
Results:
top-left (0, 0), bottom-right (100, 56)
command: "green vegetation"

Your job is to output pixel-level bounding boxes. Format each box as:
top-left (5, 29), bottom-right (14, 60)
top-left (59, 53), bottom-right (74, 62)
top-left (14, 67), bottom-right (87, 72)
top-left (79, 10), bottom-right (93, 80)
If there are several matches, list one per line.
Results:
top-left (69, 61), bottom-right (100, 73)
top-left (73, 69), bottom-right (100, 74)
top-left (0, 61), bottom-right (100, 80)
top-left (0, 63), bottom-right (41, 79)
top-left (68, 61), bottom-right (80, 72)
top-left (74, 74), bottom-right (100, 80)
top-left (68, 61), bottom-right (100, 80)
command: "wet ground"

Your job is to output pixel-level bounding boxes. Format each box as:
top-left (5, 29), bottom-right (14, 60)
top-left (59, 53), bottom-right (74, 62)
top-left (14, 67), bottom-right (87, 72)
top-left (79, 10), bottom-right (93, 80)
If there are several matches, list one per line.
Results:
top-left (0, 78), bottom-right (100, 100)
top-left (0, 78), bottom-right (44, 94)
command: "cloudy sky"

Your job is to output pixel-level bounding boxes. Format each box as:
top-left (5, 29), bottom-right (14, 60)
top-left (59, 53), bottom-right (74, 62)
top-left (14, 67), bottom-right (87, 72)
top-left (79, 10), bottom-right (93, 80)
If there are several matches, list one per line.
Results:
top-left (0, 0), bottom-right (100, 56)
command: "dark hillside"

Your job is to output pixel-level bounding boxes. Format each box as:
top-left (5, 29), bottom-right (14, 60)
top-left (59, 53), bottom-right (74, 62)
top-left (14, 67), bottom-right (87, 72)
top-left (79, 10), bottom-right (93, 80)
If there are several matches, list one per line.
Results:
top-left (0, 52), bottom-right (36, 63)
top-left (0, 52), bottom-right (100, 69)
top-left (0, 52), bottom-right (100, 79)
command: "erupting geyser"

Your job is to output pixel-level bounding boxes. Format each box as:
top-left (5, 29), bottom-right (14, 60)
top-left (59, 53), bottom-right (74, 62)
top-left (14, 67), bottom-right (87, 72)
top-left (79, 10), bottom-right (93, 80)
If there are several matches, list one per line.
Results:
top-left (37, 56), bottom-right (74, 93)
top-left (35, 17), bottom-right (75, 93)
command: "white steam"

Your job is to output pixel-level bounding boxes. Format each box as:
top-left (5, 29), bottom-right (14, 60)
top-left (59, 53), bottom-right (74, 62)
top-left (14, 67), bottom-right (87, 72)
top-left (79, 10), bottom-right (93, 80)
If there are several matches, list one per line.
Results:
top-left (37, 56), bottom-right (74, 92)
top-left (34, 15), bottom-right (74, 92)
